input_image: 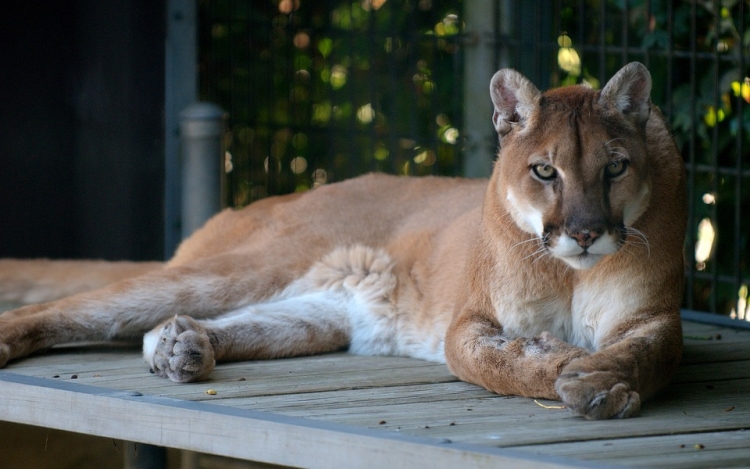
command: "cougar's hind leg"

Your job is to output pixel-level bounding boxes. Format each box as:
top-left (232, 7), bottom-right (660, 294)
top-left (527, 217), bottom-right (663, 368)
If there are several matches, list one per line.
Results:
top-left (0, 259), bottom-right (164, 305)
top-left (143, 290), bottom-right (352, 382)
top-left (0, 252), bottom-right (306, 367)
top-left (143, 245), bottom-right (401, 383)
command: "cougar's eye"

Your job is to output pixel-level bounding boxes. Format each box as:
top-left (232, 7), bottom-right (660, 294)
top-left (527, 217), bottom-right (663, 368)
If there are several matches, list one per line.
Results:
top-left (532, 163), bottom-right (557, 181)
top-left (605, 160), bottom-right (629, 178)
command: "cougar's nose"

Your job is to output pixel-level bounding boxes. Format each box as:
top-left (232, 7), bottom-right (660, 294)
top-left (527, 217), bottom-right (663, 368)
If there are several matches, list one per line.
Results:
top-left (568, 229), bottom-right (601, 248)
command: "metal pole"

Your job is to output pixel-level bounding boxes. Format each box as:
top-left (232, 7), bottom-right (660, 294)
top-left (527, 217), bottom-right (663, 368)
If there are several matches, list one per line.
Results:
top-left (179, 102), bottom-right (227, 239)
top-left (462, 0), bottom-right (497, 178)
top-left (164, 0), bottom-right (198, 258)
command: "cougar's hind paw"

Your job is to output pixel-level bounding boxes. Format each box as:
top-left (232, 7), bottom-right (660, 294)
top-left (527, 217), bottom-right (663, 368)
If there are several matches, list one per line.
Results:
top-left (143, 315), bottom-right (215, 383)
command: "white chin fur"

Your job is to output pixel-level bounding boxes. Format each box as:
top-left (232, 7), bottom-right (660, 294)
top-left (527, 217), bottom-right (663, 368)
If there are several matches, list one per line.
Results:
top-left (559, 253), bottom-right (604, 270)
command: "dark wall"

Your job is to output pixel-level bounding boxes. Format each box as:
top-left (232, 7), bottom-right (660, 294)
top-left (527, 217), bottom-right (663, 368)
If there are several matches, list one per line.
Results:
top-left (0, 0), bottom-right (165, 261)
top-left (0, 2), bottom-right (77, 258)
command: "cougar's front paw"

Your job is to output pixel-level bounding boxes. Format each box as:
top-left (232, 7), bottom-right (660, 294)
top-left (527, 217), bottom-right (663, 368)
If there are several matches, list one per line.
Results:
top-left (143, 316), bottom-right (215, 383)
top-left (555, 369), bottom-right (640, 420)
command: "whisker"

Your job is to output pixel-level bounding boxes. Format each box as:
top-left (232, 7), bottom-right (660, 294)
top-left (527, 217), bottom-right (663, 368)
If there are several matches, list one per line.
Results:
top-left (509, 230), bottom-right (550, 264)
top-left (523, 244), bottom-right (550, 265)
top-left (623, 227), bottom-right (651, 258)
top-left (530, 249), bottom-right (549, 265)
top-left (511, 237), bottom-right (542, 250)
top-left (523, 246), bottom-right (548, 263)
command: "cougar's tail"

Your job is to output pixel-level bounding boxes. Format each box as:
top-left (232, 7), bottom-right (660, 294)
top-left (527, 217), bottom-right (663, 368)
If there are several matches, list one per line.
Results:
top-left (0, 259), bottom-right (164, 304)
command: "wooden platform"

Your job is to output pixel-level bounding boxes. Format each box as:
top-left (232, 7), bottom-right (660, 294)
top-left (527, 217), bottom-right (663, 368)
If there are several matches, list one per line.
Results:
top-left (0, 310), bottom-right (748, 468)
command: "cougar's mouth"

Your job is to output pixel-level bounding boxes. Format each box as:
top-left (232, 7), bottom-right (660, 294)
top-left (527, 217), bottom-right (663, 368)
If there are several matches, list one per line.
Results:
top-left (561, 251), bottom-right (605, 270)
top-left (545, 229), bottom-right (622, 270)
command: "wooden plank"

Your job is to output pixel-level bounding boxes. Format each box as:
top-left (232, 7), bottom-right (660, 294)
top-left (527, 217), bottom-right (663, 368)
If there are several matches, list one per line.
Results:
top-left (671, 360), bottom-right (750, 383)
top-left (5, 342), bottom-right (749, 451)
top-left (0, 371), bottom-right (605, 469)
top-left (10, 335), bottom-right (746, 398)
top-left (681, 321), bottom-right (750, 341)
top-left (15, 347), bottom-right (747, 393)
top-left (15, 348), bottom-right (746, 433)
top-left (47, 363), bottom-right (738, 453)
top-left (1, 314), bottom-right (748, 469)
top-left (682, 340), bottom-right (750, 364)
top-left (219, 377), bottom-right (750, 448)
top-left (512, 430), bottom-right (750, 468)
top-left (9, 345), bottom-right (142, 372)
top-left (8, 351), bottom-right (461, 399)
top-left (218, 381), bottom-right (492, 413)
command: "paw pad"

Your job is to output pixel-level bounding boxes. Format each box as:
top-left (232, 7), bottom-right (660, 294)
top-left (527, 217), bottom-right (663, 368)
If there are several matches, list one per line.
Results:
top-left (556, 372), bottom-right (641, 420)
top-left (143, 316), bottom-right (215, 383)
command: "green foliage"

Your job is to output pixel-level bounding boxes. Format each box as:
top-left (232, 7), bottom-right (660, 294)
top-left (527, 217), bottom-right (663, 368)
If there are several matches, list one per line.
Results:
top-left (200, 0), bottom-right (464, 204)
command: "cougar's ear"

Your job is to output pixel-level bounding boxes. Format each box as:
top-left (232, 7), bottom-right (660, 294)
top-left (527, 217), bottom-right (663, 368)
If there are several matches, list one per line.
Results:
top-left (490, 69), bottom-right (541, 136)
top-left (599, 62), bottom-right (652, 127)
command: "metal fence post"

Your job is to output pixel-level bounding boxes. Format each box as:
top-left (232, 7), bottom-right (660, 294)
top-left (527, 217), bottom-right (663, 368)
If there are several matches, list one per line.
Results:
top-left (164, 0), bottom-right (197, 258)
top-left (462, 0), bottom-right (498, 178)
top-left (179, 102), bottom-right (227, 239)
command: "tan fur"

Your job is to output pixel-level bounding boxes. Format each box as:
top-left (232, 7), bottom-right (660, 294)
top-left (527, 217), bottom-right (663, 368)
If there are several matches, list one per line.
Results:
top-left (0, 259), bottom-right (163, 304)
top-left (0, 63), bottom-right (686, 419)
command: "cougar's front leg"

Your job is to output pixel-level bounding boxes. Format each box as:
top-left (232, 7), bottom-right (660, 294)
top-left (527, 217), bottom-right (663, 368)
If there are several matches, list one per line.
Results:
top-left (555, 314), bottom-right (682, 420)
top-left (0, 253), bottom-right (288, 367)
top-left (444, 312), bottom-right (589, 400)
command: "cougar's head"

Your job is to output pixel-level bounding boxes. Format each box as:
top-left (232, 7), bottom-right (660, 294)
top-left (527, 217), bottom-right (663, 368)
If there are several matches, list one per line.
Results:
top-left (489, 62), bottom-right (653, 270)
